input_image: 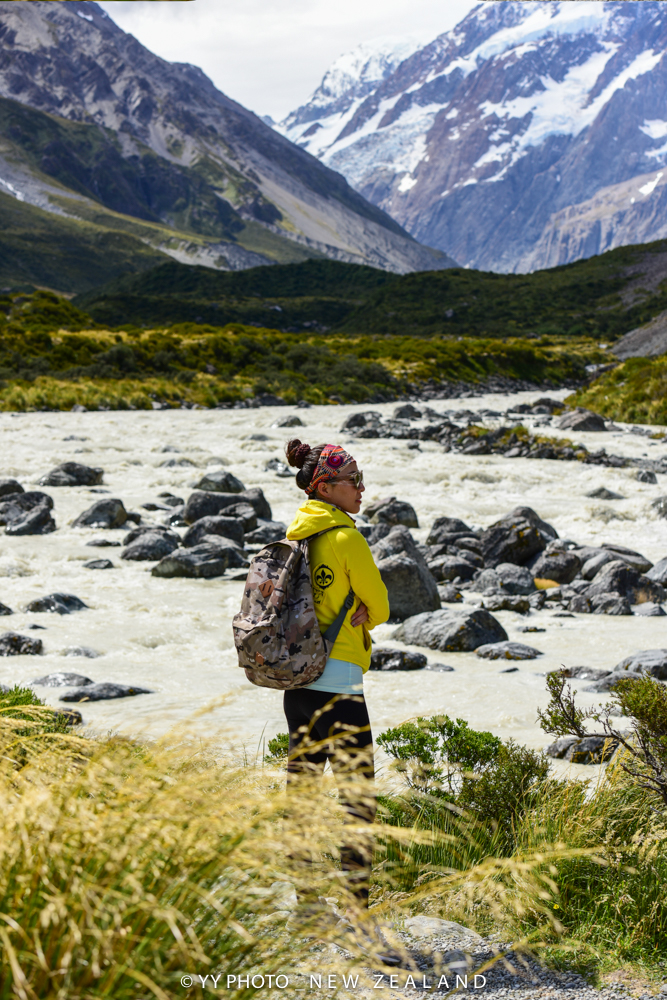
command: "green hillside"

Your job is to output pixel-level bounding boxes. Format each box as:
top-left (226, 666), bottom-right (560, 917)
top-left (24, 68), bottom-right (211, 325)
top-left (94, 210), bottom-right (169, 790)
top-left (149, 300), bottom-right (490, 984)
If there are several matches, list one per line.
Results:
top-left (75, 238), bottom-right (667, 341)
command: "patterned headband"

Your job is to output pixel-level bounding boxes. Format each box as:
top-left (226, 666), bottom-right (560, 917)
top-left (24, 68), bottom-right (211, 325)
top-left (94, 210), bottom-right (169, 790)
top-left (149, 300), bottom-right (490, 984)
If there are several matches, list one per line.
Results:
top-left (307, 443), bottom-right (355, 496)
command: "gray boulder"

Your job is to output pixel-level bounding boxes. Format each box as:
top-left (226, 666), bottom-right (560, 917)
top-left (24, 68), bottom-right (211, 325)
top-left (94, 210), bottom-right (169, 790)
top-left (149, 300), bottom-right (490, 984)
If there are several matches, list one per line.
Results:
top-left (586, 487), bottom-right (624, 500)
top-left (602, 544), bottom-right (653, 574)
top-left (531, 550), bottom-right (581, 585)
top-left (264, 458), bottom-right (293, 478)
top-left (633, 602), bottom-right (665, 616)
top-left (60, 683), bottom-right (152, 702)
top-left (24, 593), bottom-right (88, 615)
top-left (72, 498), bottom-right (128, 529)
top-left (492, 563), bottom-right (535, 595)
top-left (64, 647), bottom-right (100, 658)
top-left (83, 559), bottom-right (113, 570)
top-left (614, 649), bottom-right (667, 681)
top-left (636, 469), bottom-right (658, 484)
top-left (0, 632), bottom-right (43, 655)
top-left (244, 520), bottom-right (287, 546)
top-left (0, 603), bottom-right (12, 615)
top-left (39, 462), bottom-right (103, 487)
top-left (0, 478), bottom-right (24, 497)
top-left (480, 507), bottom-right (555, 567)
top-left (193, 470), bottom-right (245, 493)
top-left (376, 553), bottom-right (441, 620)
top-left (475, 641), bottom-right (542, 660)
top-left (547, 735), bottom-right (618, 763)
top-left (426, 517), bottom-right (472, 546)
top-left (273, 414), bottom-right (304, 428)
top-left (32, 672), bottom-right (93, 687)
top-left (122, 531), bottom-right (180, 562)
top-left (556, 408), bottom-right (606, 432)
top-left (183, 515), bottom-right (245, 548)
top-left (393, 608), bottom-right (507, 652)
top-left (591, 593), bottom-right (632, 616)
top-left (152, 540), bottom-right (247, 579)
top-left (369, 648), bottom-right (427, 671)
top-left (340, 411), bottom-right (381, 432)
top-left (427, 555), bottom-right (477, 583)
top-left (5, 501), bottom-right (56, 535)
top-left (646, 557), bottom-right (667, 586)
top-left (220, 503), bottom-right (257, 532)
top-left (371, 499), bottom-right (419, 529)
top-left (0, 490), bottom-right (53, 527)
top-left (393, 403), bottom-right (421, 420)
top-left (568, 595), bottom-right (592, 613)
top-left (183, 487), bottom-right (271, 525)
top-left (581, 550), bottom-right (616, 580)
top-left (586, 561), bottom-right (665, 605)
top-left (482, 594), bottom-right (530, 613)
top-left (652, 496), bottom-right (667, 518)
top-left (437, 584), bottom-right (464, 604)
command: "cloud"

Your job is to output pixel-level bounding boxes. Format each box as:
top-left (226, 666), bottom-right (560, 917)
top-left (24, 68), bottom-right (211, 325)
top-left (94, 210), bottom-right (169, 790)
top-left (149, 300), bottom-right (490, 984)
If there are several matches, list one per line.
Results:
top-left (98, 0), bottom-right (478, 120)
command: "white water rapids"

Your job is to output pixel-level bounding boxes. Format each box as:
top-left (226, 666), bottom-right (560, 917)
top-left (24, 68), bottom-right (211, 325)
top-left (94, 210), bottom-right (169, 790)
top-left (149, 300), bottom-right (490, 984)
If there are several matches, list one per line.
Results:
top-left (1, 390), bottom-right (666, 778)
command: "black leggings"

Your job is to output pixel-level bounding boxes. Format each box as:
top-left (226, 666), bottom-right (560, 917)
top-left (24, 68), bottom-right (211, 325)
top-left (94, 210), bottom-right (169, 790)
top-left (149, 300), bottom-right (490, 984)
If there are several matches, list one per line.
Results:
top-left (283, 687), bottom-right (376, 905)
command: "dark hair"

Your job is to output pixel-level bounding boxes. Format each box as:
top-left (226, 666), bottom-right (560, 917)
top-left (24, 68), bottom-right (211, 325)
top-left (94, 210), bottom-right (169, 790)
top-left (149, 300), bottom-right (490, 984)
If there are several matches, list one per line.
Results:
top-left (285, 439), bottom-right (325, 493)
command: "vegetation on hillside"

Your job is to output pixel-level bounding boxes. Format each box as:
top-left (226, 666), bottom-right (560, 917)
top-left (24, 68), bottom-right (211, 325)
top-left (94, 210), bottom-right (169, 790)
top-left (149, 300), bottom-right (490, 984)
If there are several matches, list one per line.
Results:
top-left (0, 290), bottom-right (606, 410)
top-left (75, 240), bottom-right (667, 342)
top-left (570, 355), bottom-right (667, 426)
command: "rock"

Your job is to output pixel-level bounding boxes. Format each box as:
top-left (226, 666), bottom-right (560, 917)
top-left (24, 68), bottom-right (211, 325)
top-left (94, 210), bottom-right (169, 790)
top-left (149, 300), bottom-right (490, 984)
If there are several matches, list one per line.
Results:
top-left (122, 531), bottom-right (180, 562)
top-left (482, 594), bottom-right (530, 613)
top-left (426, 517), bottom-right (472, 545)
top-left (0, 632), bottom-right (43, 655)
top-left (636, 469), bottom-right (658, 484)
top-left (264, 458), bottom-right (293, 478)
top-left (193, 470), bottom-right (245, 493)
top-left (83, 558), bottom-right (114, 570)
top-left (614, 648), bottom-right (667, 681)
top-left (652, 496), bottom-right (667, 518)
top-left (157, 492), bottom-right (185, 507)
top-left (647, 557), bottom-right (667, 585)
top-left (591, 593), bottom-right (632, 615)
top-left (55, 709), bottom-right (83, 726)
top-left (513, 506), bottom-right (559, 541)
top-left (24, 593), bottom-right (88, 615)
top-left (72, 498), bottom-right (128, 529)
top-left (182, 515), bottom-right (246, 548)
top-left (244, 520), bottom-right (287, 546)
top-left (64, 647), bottom-right (100, 658)
top-left (491, 563), bottom-right (536, 595)
top-left (152, 540), bottom-right (248, 579)
top-left (480, 508), bottom-right (552, 567)
top-left (5, 501), bottom-right (56, 535)
top-left (369, 648), bottom-right (427, 671)
top-left (394, 607), bottom-right (507, 652)
top-left (85, 538), bottom-right (122, 547)
top-left (392, 403), bottom-right (421, 420)
top-left (546, 735), bottom-right (617, 763)
top-left (586, 561), bottom-right (665, 605)
top-left (557, 408), bottom-right (606, 432)
top-left (60, 683), bottom-right (152, 702)
top-left (377, 553), bottom-right (441, 620)
top-left (371, 499), bottom-right (419, 529)
top-left (0, 603), bottom-right (12, 615)
top-left (556, 665), bottom-right (612, 681)
top-left (183, 487), bottom-right (271, 525)
top-left (340, 411), bottom-right (381, 432)
top-left (568, 595), bottom-right (592, 613)
top-left (31, 671), bottom-right (93, 687)
top-left (476, 641), bottom-right (542, 660)
top-left (586, 487), bottom-right (625, 500)
top-left (39, 462), bottom-right (103, 487)
top-left (159, 457), bottom-right (196, 468)
top-left (601, 544), bottom-right (653, 574)
top-left (437, 584), bottom-right (464, 603)
top-left (531, 550), bottom-right (581, 586)
top-left (122, 525), bottom-right (179, 545)
top-left (363, 496), bottom-right (397, 520)
top-left (528, 590), bottom-right (546, 610)
top-left (273, 414), bottom-right (304, 428)
top-left (633, 602), bottom-right (665, 616)
top-left (358, 522), bottom-right (392, 546)
top-left (0, 490), bottom-right (54, 528)
top-left (0, 478), bottom-right (23, 497)
top-left (427, 555), bottom-right (477, 583)
top-left (404, 916), bottom-right (482, 941)
top-left (581, 550), bottom-right (616, 580)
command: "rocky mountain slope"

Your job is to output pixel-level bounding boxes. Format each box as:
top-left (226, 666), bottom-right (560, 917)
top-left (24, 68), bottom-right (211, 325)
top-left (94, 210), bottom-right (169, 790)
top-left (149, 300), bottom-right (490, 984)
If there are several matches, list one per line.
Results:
top-left (0, 1), bottom-right (453, 286)
top-left (278, 1), bottom-right (667, 273)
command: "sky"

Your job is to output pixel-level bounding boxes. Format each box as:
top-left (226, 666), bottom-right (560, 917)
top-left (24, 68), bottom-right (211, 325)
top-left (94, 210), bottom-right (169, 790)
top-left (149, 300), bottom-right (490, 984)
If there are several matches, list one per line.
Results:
top-left (97, 0), bottom-right (480, 121)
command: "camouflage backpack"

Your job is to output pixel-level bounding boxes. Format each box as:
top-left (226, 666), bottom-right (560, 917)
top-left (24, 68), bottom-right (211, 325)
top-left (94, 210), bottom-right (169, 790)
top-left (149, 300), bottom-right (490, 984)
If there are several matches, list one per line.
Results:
top-left (232, 527), bottom-right (355, 689)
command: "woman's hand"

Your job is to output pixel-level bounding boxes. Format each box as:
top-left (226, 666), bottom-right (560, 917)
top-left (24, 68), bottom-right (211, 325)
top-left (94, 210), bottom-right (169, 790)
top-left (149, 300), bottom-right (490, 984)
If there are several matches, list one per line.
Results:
top-left (351, 601), bottom-right (369, 627)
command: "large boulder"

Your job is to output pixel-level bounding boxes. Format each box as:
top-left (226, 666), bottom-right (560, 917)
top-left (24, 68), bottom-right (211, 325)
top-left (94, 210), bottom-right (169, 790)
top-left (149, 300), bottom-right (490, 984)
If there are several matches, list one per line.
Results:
top-left (39, 462), bottom-right (103, 487)
top-left (24, 593), bottom-right (88, 615)
top-left (244, 520), bottom-right (287, 546)
top-left (591, 592), bottom-right (632, 615)
top-left (0, 603), bottom-right (13, 615)
top-left (476, 641), bottom-right (542, 660)
top-left (613, 649), bottom-right (667, 681)
top-left (492, 563), bottom-right (535, 595)
top-left (426, 517), bottom-right (473, 546)
top-left (581, 550), bottom-right (616, 580)
top-left (60, 683), bottom-right (152, 702)
top-left (371, 526), bottom-right (440, 619)
top-left (152, 540), bottom-right (248, 579)
top-left (393, 608), bottom-right (507, 652)
top-left (32, 671), bottom-right (93, 687)
top-left (602, 544), bottom-right (653, 575)
top-left (531, 550), bottom-right (581, 586)
top-left (193, 470), bottom-right (245, 494)
top-left (652, 496), bottom-right (667, 519)
top-left (182, 515), bottom-right (245, 548)
top-left (585, 561), bottom-right (665, 605)
top-left (371, 499), bottom-right (419, 529)
top-left (556, 408), bottom-right (606, 432)
top-left (546, 736), bottom-right (618, 764)
top-left (646, 557), bottom-right (667, 586)
top-left (0, 490), bottom-right (53, 526)
top-left (183, 487), bottom-right (271, 525)
top-left (426, 555), bottom-right (477, 583)
top-left (0, 632), bottom-right (43, 656)
top-left (72, 498), bottom-right (128, 529)
top-left (340, 411), bottom-right (381, 432)
top-left (5, 500), bottom-right (56, 535)
top-left (122, 530), bottom-right (180, 562)
top-left (369, 648), bottom-right (427, 671)
top-left (480, 508), bottom-right (551, 568)
top-left (0, 478), bottom-right (23, 498)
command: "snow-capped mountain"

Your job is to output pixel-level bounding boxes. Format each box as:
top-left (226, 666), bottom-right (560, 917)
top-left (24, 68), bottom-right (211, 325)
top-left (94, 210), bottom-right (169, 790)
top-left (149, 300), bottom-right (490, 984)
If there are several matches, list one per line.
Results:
top-left (278, 2), bottom-right (667, 273)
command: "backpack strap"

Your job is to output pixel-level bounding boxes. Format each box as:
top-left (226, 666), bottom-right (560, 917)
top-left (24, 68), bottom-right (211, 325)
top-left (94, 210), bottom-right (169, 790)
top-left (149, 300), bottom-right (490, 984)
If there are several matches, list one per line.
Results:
top-left (307, 524), bottom-right (356, 647)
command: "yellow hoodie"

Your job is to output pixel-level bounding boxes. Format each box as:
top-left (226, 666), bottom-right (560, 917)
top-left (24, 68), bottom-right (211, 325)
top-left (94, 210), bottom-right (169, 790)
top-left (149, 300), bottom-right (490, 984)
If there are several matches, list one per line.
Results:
top-left (286, 499), bottom-right (390, 671)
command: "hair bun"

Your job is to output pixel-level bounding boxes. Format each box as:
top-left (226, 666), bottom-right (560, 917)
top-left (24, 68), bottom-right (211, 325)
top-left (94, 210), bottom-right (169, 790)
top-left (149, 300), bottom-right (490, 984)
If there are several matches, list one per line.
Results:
top-left (285, 439), bottom-right (311, 469)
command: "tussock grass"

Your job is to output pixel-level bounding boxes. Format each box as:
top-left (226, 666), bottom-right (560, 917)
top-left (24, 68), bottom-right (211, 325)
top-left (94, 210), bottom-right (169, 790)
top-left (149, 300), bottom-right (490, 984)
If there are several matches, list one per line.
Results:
top-left (571, 355), bottom-right (667, 426)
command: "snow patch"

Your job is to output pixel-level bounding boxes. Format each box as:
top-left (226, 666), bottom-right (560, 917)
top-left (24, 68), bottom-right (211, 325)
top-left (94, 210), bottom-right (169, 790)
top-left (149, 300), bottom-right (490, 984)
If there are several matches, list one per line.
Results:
top-left (640, 119), bottom-right (667, 140)
top-left (76, 10), bottom-right (94, 21)
top-left (0, 178), bottom-right (25, 202)
top-left (398, 175), bottom-right (418, 193)
top-left (638, 171), bottom-right (664, 196)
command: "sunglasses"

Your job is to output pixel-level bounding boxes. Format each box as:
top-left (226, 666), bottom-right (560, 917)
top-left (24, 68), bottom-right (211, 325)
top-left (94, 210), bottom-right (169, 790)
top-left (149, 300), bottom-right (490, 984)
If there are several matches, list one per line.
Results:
top-left (336, 470), bottom-right (364, 488)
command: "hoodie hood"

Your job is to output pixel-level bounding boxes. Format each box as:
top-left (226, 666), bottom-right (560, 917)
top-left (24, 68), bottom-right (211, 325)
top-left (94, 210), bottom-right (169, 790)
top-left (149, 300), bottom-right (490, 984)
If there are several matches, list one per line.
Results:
top-left (286, 499), bottom-right (356, 540)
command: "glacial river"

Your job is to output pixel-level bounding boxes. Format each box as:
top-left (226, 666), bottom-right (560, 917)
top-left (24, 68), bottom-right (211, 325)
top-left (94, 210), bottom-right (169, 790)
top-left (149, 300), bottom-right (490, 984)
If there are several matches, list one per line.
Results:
top-left (1, 391), bottom-right (666, 776)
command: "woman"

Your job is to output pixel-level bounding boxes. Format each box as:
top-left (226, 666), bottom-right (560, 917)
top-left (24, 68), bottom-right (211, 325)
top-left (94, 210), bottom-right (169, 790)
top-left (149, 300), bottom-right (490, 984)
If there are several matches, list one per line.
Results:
top-left (284, 438), bottom-right (390, 913)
